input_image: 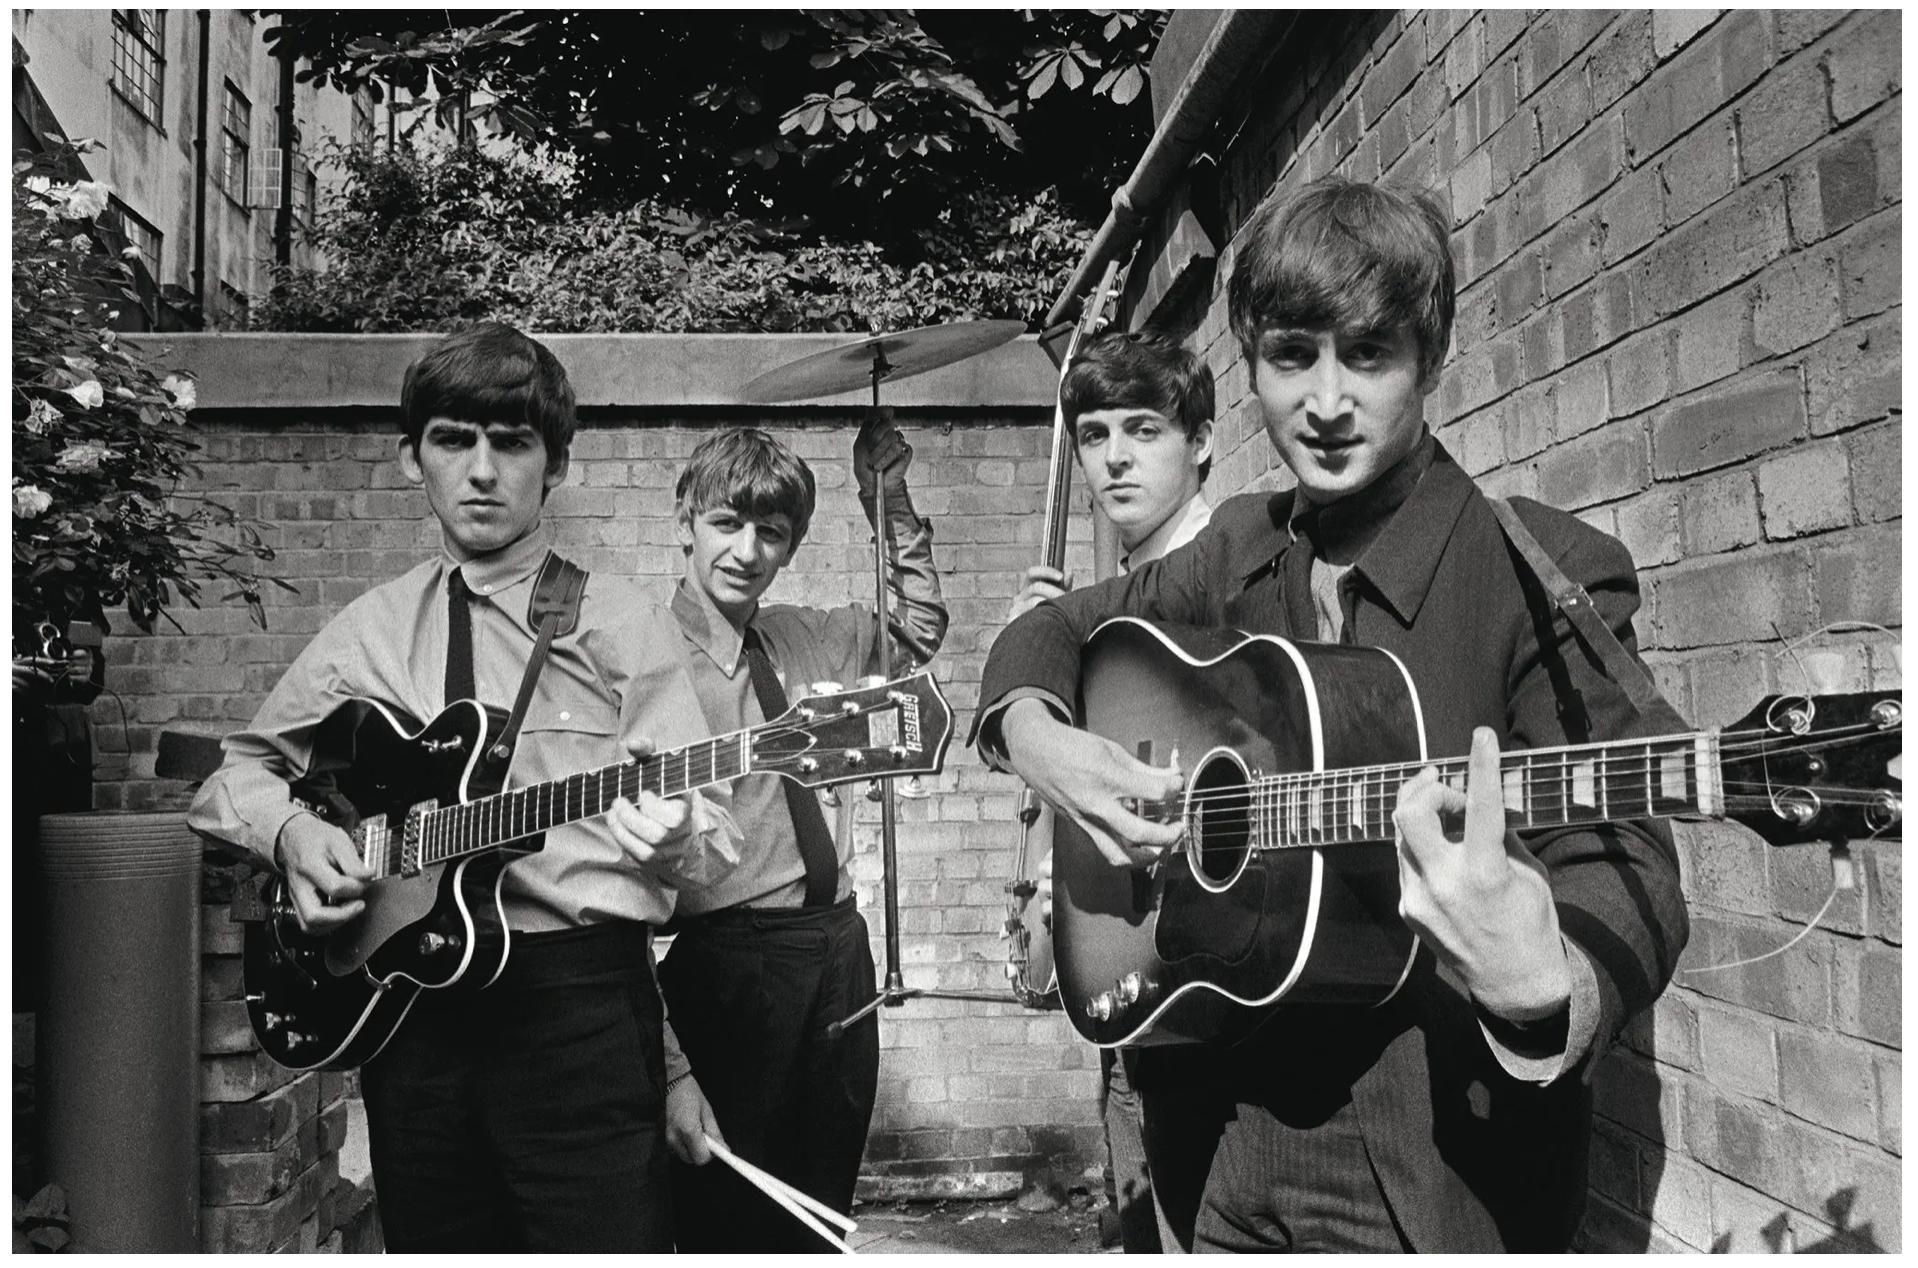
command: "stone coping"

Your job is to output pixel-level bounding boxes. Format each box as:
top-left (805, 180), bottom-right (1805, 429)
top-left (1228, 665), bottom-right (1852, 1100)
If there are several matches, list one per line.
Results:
top-left (126, 332), bottom-right (1057, 411)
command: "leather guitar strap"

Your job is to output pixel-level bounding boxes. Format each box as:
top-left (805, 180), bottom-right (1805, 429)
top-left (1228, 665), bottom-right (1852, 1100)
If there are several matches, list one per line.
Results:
top-left (485, 550), bottom-right (588, 770)
top-left (1489, 498), bottom-right (1665, 721)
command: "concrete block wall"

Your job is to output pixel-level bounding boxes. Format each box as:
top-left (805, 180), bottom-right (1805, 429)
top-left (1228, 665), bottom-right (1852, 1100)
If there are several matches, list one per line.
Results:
top-left (87, 332), bottom-right (1103, 1213)
top-left (1184, 8), bottom-right (1899, 1253)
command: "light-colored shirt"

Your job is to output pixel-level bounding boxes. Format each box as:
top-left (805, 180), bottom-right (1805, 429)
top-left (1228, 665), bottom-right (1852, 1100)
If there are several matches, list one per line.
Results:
top-left (670, 509), bottom-right (948, 914)
top-left (1119, 493), bottom-right (1212, 573)
top-left (188, 524), bottom-right (740, 932)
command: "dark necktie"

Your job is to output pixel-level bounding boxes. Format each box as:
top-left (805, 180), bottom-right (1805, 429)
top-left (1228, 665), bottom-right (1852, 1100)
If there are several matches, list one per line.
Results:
top-left (741, 625), bottom-right (838, 907)
top-left (444, 568), bottom-right (477, 705)
top-left (1281, 511), bottom-right (1320, 640)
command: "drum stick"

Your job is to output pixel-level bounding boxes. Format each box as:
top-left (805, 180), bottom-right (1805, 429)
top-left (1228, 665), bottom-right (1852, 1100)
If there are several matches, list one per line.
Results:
top-left (702, 1134), bottom-right (857, 1250)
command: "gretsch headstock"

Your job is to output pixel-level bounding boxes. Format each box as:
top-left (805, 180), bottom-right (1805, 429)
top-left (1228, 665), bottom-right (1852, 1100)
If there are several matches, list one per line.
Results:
top-left (753, 671), bottom-right (954, 791)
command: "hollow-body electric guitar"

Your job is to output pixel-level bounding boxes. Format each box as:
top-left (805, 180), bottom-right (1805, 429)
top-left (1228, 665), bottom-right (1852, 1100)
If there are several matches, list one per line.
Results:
top-left (245, 672), bottom-right (952, 1071)
top-left (1053, 618), bottom-right (1903, 1048)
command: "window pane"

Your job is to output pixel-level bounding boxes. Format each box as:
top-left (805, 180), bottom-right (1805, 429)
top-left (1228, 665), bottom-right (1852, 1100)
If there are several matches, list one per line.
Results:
top-left (111, 9), bottom-right (166, 122)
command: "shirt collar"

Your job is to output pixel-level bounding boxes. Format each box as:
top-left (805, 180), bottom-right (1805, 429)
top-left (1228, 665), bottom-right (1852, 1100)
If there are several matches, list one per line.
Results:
top-left (1286, 432), bottom-right (1436, 559)
top-left (441, 523), bottom-right (552, 601)
top-left (1120, 493), bottom-right (1211, 573)
top-left (1285, 435), bottom-right (1473, 628)
top-left (671, 576), bottom-right (747, 675)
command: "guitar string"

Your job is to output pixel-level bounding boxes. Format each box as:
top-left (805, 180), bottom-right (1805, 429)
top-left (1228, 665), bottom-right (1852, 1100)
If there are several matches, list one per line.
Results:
top-left (1159, 721), bottom-right (1884, 801)
top-left (415, 709), bottom-right (922, 863)
top-left (1154, 722), bottom-right (1891, 817)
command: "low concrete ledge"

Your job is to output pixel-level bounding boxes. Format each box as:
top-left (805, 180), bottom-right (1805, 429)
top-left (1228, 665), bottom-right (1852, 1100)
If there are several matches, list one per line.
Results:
top-left (127, 332), bottom-right (1057, 411)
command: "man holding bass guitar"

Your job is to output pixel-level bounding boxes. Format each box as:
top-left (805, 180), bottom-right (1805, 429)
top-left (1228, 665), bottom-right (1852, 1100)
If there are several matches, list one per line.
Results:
top-left (1006, 330), bottom-right (1215, 1253)
top-left (189, 324), bottom-right (741, 1250)
top-left (974, 178), bottom-right (1689, 1251)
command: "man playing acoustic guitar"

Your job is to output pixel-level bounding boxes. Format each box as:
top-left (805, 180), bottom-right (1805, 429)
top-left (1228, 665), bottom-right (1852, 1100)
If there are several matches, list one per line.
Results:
top-left (189, 324), bottom-right (739, 1250)
top-left (1007, 329), bottom-right (1214, 1253)
top-left (975, 179), bottom-right (1689, 1251)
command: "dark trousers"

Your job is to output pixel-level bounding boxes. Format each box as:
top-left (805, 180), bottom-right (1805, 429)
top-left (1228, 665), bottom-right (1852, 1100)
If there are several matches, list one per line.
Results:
top-left (1102, 1048), bottom-right (1162, 1252)
top-left (361, 922), bottom-right (671, 1252)
top-left (659, 896), bottom-right (879, 1252)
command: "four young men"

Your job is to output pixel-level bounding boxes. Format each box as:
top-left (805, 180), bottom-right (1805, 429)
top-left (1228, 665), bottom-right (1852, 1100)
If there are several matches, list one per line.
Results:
top-left (193, 174), bottom-right (1684, 1252)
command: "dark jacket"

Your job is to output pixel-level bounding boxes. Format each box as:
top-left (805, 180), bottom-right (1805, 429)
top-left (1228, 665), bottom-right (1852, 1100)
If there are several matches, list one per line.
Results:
top-left (975, 442), bottom-right (1689, 1250)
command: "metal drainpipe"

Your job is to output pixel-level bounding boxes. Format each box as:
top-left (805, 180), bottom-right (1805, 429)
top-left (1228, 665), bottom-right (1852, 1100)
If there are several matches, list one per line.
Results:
top-left (1050, 10), bottom-right (1290, 581)
top-left (191, 9), bottom-right (209, 322)
top-left (1044, 9), bottom-right (1291, 331)
top-left (274, 37), bottom-right (294, 266)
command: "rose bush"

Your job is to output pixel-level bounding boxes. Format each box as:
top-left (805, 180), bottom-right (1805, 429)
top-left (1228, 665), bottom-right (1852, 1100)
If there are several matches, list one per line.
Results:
top-left (12, 139), bottom-right (286, 636)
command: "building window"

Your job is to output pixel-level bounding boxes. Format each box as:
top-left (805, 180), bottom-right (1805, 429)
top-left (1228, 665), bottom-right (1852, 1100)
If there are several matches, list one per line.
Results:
top-left (110, 9), bottom-right (166, 124)
top-left (214, 280), bottom-right (251, 329)
top-left (108, 197), bottom-right (162, 280)
top-left (220, 81), bottom-right (250, 204)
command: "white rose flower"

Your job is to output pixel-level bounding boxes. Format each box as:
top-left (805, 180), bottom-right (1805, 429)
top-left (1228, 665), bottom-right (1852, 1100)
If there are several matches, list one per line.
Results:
top-left (64, 379), bottom-right (104, 409)
top-left (58, 180), bottom-right (112, 221)
top-left (56, 442), bottom-right (116, 472)
top-left (161, 373), bottom-right (198, 411)
top-left (25, 398), bottom-right (63, 434)
top-left (13, 484), bottom-right (53, 519)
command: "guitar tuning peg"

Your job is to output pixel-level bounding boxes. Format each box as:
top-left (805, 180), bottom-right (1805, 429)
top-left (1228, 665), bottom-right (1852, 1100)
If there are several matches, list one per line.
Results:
top-left (857, 674), bottom-right (886, 689)
top-left (820, 786), bottom-right (842, 809)
top-left (864, 780), bottom-right (885, 803)
top-left (898, 775), bottom-right (930, 800)
top-left (809, 681), bottom-right (844, 696)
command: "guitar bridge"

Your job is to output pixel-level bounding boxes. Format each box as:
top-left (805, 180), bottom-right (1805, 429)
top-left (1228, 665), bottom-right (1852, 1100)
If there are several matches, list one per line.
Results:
top-left (400, 800), bottom-right (437, 877)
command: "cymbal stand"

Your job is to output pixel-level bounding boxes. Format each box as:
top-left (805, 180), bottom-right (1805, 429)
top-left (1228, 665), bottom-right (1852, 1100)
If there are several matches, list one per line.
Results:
top-left (830, 349), bottom-right (1025, 1037)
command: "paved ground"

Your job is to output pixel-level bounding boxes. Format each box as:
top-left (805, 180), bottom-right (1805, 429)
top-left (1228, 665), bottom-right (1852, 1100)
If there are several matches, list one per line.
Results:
top-left (847, 1196), bottom-right (1113, 1255)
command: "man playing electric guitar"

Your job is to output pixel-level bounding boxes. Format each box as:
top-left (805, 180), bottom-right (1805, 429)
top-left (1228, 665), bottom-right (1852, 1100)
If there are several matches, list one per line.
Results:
top-left (1006, 330), bottom-right (1214, 1253)
top-left (189, 324), bottom-right (739, 1251)
top-left (975, 179), bottom-right (1689, 1251)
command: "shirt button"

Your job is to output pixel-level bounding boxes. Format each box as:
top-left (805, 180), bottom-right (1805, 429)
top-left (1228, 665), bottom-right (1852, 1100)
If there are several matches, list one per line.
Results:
top-left (560, 710), bottom-right (572, 721)
top-left (481, 583), bottom-right (495, 594)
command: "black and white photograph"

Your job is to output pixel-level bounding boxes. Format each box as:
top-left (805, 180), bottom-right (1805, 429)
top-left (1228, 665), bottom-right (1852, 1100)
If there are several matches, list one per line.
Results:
top-left (9, 7), bottom-right (1903, 1254)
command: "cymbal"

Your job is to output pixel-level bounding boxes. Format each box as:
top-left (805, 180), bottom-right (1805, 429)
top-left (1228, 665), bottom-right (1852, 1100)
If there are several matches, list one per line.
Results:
top-left (736, 319), bottom-right (1026, 404)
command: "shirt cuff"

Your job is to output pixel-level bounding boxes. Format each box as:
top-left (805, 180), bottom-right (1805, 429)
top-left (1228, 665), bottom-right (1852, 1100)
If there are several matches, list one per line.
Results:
top-left (1476, 935), bottom-right (1600, 1085)
top-left (666, 791), bottom-right (741, 892)
top-left (267, 806), bottom-right (322, 872)
top-left (974, 688), bottom-right (1073, 771)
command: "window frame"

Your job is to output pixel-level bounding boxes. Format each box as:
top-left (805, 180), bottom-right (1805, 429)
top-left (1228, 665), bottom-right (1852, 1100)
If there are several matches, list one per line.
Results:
top-left (107, 196), bottom-right (163, 281)
top-left (110, 9), bottom-right (167, 127)
top-left (219, 79), bottom-right (251, 210)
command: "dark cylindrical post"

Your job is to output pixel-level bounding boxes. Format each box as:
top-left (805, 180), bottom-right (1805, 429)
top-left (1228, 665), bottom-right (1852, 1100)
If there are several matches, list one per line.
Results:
top-left (36, 812), bottom-right (202, 1251)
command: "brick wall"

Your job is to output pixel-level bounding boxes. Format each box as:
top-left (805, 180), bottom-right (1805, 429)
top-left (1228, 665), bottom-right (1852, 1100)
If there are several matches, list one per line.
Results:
top-left (87, 368), bottom-right (1105, 1222)
top-left (1170, 7), bottom-right (1900, 1253)
top-left (197, 865), bottom-right (378, 1252)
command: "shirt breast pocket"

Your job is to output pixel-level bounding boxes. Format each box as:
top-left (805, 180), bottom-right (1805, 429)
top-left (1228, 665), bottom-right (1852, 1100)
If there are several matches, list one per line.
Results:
top-left (513, 698), bottom-right (625, 787)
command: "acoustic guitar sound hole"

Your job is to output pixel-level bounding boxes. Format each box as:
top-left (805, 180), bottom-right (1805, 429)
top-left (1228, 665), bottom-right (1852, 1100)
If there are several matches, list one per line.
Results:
top-left (1187, 751), bottom-right (1252, 886)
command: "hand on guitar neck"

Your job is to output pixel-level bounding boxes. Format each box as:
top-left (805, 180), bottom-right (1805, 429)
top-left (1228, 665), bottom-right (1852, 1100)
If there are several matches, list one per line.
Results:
top-left (605, 736), bottom-right (725, 890)
top-left (1001, 697), bottom-right (1184, 869)
top-left (1394, 727), bottom-right (1574, 1023)
top-left (1008, 565), bottom-right (1074, 623)
top-left (274, 733), bottom-right (712, 934)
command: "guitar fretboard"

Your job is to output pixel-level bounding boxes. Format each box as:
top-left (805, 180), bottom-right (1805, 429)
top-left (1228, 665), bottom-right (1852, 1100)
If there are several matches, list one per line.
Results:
top-left (1240, 732), bottom-right (1724, 847)
top-left (418, 735), bottom-right (753, 867)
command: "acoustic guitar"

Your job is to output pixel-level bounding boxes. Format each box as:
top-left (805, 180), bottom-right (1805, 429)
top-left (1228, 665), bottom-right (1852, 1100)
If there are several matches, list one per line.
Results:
top-left (245, 672), bottom-right (953, 1070)
top-left (1051, 618), bottom-right (1902, 1048)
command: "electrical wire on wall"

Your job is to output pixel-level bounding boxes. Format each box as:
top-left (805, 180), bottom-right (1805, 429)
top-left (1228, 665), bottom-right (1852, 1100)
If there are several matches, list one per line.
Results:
top-left (1680, 621), bottom-right (1899, 977)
